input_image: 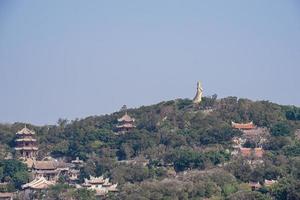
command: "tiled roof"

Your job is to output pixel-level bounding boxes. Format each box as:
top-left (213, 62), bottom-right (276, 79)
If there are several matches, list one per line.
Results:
top-left (35, 170), bottom-right (59, 174)
top-left (55, 161), bottom-right (71, 169)
top-left (118, 113), bottom-right (135, 122)
top-left (264, 179), bottom-right (277, 186)
top-left (232, 121), bottom-right (256, 130)
top-left (86, 176), bottom-right (105, 184)
top-left (22, 177), bottom-right (55, 189)
top-left (33, 161), bottom-right (57, 170)
top-left (70, 169), bottom-right (80, 174)
top-left (15, 138), bottom-right (37, 142)
top-left (16, 127), bottom-right (35, 135)
top-left (116, 123), bottom-right (136, 128)
top-left (15, 147), bottom-right (38, 150)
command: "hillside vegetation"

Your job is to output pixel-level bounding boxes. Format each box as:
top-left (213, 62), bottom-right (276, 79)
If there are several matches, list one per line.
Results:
top-left (1, 96), bottom-right (300, 199)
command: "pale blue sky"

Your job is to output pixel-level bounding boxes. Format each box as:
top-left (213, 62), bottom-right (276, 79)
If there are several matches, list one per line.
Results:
top-left (0, 1), bottom-right (299, 125)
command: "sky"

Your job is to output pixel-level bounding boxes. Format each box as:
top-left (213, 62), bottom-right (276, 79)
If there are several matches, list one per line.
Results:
top-left (0, 1), bottom-right (299, 125)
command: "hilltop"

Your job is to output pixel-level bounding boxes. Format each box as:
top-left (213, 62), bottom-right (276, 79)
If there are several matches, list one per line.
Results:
top-left (1, 96), bottom-right (300, 199)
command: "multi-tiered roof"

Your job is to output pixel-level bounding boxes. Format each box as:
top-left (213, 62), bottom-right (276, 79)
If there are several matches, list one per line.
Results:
top-left (14, 126), bottom-right (38, 159)
top-left (116, 112), bottom-right (136, 133)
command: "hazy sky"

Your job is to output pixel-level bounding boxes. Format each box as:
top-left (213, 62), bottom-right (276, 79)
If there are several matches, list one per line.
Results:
top-left (0, 1), bottom-right (299, 125)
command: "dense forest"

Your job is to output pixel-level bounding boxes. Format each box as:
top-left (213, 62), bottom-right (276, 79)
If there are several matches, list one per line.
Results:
top-left (1, 96), bottom-right (300, 199)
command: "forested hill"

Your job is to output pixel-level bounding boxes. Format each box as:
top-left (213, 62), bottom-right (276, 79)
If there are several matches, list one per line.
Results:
top-left (1, 96), bottom-right (300, 199)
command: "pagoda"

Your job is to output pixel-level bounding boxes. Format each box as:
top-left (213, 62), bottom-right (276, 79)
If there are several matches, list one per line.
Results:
top-left (14, 125), bottom-right (38, 159)
top-left (116, 112), bottom-right (136, 133)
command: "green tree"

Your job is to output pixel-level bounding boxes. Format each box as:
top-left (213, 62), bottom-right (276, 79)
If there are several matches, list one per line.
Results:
top-left (271, 122), bottom-right (292, 137)
top-left (283, 143), bottom-right (300, 157)
top-left (0, 167), bottom-right (3, 180)
top-left (0, 160), bottom-right (29, 190)
top-left (47, 184), bottom-right (72, 200)
top-left (226, 159), bottom-right (252, 182)
top-left (71, 188), bottom-right (96, 200)
top-left (227, 191), bottom-right (271, 200)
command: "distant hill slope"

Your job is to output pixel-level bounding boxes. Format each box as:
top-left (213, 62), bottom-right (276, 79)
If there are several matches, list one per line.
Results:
top-left (0, 96), bottom-right (299, 160)
top-left (1, 96), bottom-right (300, 199)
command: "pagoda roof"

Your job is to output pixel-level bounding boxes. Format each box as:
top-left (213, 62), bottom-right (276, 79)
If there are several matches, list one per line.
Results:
top-left (16, 126), bottom-right (35, 135)
top-left (118, 113), bottom-right (135, 122)
top-left (35, 170), bottom-right (59, 174)
top-left (22, 177), bottom-right (55, 190)
top-left (15, 147), bottom-right (38, 151)
top-left (15, 138), bottom-right (37, 142)
top-left (232, 121), bottom-right (256, 130)
top-left (116, 123), bottom-right (136, 128)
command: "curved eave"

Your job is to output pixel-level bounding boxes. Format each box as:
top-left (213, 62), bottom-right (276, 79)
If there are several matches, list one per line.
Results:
top-left (16, 132), bottom-right (35, 135)
top-left (15, 139), bottom-right (37, 142)
top-left (15, 147), bottom-right (38, 150)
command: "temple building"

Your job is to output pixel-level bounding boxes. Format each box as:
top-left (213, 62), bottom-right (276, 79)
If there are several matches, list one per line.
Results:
top-left (14, 126), bottom-right (38, 159)
top-left (238, 147), bottom-right (264, 159)
top-left (239, 147), bottom-right (263, 158)
top-left (116, 112), bottom-right (136, 133)
top-left (22, 177), bottom-right (55, 190)
top-left (231, 121), bottom-right (256, 130)
top-left (69, 169), bottom-right (80, 183)
top-left (232, 121), bottom-right (269, 147)
top-left (32, 160), bottom-right (59, 181)
top-left (238, 147), bottom-right (264, 166)
top-left (80, 176), bottom-right (118, 196)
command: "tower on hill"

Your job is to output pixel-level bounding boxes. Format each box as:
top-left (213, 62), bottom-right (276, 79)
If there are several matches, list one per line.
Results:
top-left (116, 112), bottom-right (136, 134)
top-left (14, 125), bottom-right (38, 159)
